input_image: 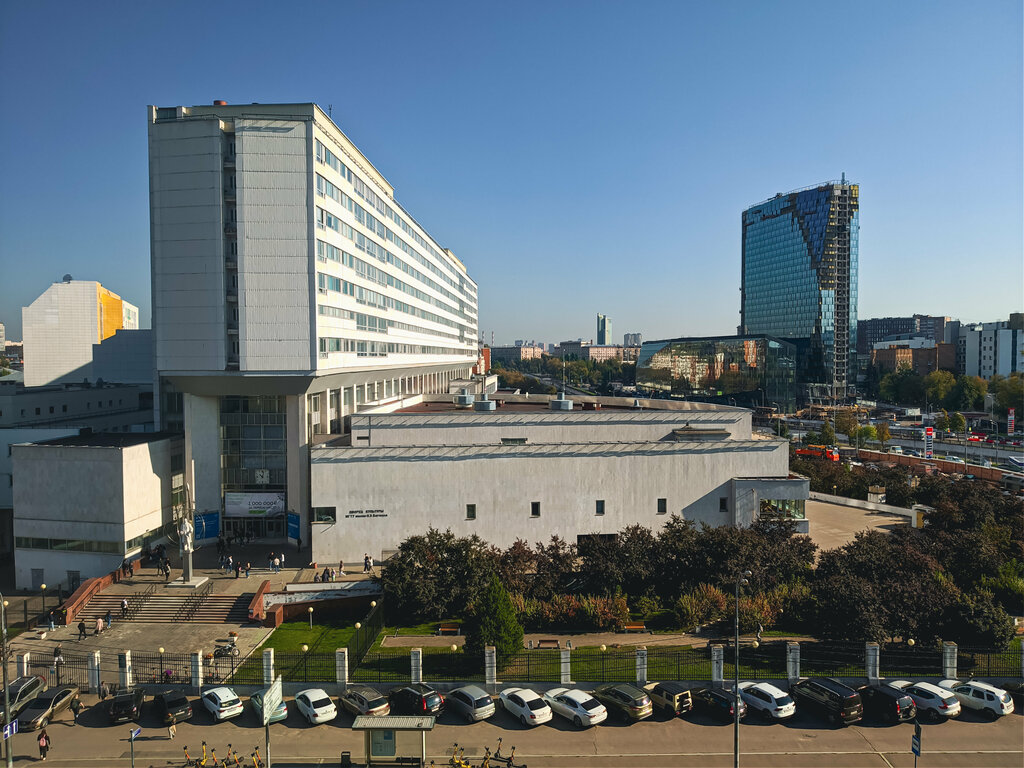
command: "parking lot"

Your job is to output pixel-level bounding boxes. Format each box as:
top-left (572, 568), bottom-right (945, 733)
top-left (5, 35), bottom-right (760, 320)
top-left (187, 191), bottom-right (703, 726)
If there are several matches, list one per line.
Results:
top-left (4, 688), bottom-right (1022, 767)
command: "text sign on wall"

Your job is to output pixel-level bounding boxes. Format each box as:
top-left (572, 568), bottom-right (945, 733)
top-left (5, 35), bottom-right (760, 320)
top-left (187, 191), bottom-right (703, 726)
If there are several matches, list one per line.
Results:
top-left (345, 509), bottom-right (387, 519)
top-left (225, 492), bottom-right (287, 517)
top-left (925, 427), bottom-right (934, 459)
top-left (1009, 408), bottom-right (1015, 434)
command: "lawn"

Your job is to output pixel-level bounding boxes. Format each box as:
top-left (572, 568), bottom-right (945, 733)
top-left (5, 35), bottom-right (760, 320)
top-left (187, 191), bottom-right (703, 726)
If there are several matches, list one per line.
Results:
top-left (256, 619), bottom-right (359, 654)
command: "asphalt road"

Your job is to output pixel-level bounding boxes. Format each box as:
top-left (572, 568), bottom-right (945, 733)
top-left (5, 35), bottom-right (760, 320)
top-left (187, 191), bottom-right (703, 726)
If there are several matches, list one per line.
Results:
top-left (5, 691), bottom-right (1021, 767)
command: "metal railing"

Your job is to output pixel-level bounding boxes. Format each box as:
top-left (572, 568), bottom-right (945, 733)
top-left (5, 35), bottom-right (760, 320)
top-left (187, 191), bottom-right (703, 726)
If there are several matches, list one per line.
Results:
top-left (172, 580), bottom-right (214, 622)
top-left (125, 583), bottom-right (156, 621)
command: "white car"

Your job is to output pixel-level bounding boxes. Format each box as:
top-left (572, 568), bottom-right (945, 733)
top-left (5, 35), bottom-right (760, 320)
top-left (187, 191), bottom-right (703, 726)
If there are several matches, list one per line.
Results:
top-left (294, 688), bottom-right (338, 724)
top-left (542, 687), bottom-right (607, 727)
top-left (890, 680), bottom-right (961, 721)
top-left (201, 686), bottom-right (244, 721)
top-left (939, 680), bottom-right (1014, 719)
top-left (498, 687), bottom-right (552, 727)
top-left (738, 681), bottom-right (796, 720)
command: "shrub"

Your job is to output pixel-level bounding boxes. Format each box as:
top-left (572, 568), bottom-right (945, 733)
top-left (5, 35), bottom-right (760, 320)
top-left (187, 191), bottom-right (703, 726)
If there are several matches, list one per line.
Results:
top-left (463, 575), bottom-right (524, 667)
top-left (673, 594), bottom-right (701, 631)
top-left (634, 595), bottom-right (663, 617)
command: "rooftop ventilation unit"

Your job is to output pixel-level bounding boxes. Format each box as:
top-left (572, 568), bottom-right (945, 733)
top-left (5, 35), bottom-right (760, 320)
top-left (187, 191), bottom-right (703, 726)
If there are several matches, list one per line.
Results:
top-left (473, 392), bottom-right (496, 412)
top-left (550, 394), bottom-right (573, 411)
top-left (455, 387), bottom-right (475, 408)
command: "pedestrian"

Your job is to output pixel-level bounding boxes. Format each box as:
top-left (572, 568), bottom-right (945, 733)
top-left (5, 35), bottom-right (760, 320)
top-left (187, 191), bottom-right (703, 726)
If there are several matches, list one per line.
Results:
top-left (120, 598), bottom-right (128, 619)
top-left (226, 555), bottom-right (233, 574)
top-left (104, 609), bottom-right (113, 629)
top-left (234, 561), bottom-right (241, 579)
top-left (363, 553), bottom-right (371, 573)
top-left (245, 561), bottom-right (251, 578)
top-left (330, 567), bottom-right (337, 582)
top-left (53, 643), bottom-right (63, 663)
top-left (69, 695), bottom-right (81, 725)
top-left (268, 551), bottom-right (275, 568)
top-left (77, 620), bottom-right (87, 641)
top-left (279, 552), bottom-right (285, 568)
top-left (272, 557), bottom-right (280, 573)
top-left (297, 536), bottom-right (302, 552)
top-left (339, 560), bottom-right (346, 576)
top-left (99, 681), bottom-right (109, 701)
top-left (48, 610), bottom-right (56, 632)
top-left (164, 563), bottom-right (171, 582)
top-left (95, 617), bottom-right (103, 635)
top-left (167, 713), bottom-right (177, 740)
top-left (313, 572), bottom-right (321, 583)
top-left (128, 560), bottom-right (134, 578)
top-left (37, 728), bottom-right (50, 760)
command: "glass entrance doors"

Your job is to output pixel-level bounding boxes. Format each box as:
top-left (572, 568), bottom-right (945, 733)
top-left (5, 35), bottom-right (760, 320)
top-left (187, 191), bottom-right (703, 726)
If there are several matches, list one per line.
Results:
top-left (221, 515), bottom-right (286, 542)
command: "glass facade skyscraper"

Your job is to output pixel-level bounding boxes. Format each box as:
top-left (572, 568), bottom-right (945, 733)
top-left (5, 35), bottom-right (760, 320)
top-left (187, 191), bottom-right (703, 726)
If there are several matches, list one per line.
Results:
top-left (741, 180), bottom-right (859, 401)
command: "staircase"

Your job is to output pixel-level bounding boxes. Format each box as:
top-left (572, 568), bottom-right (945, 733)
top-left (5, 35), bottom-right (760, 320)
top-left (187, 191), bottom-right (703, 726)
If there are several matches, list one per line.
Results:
top-left (74, 593), bottom-right (252, 625)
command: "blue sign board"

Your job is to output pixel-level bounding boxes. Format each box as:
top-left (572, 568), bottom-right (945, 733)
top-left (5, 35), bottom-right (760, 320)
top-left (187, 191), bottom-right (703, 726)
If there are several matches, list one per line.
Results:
top-left (196, 511), bottom-right (220, 540)
top-left (131, 727), bottom-right (142, 740)
top-left (3, 720), bottom-right (18, 739)
top-left (287, 512), bottom-right (300, 540)
top-left (911, 734), bottom-right (921, 756)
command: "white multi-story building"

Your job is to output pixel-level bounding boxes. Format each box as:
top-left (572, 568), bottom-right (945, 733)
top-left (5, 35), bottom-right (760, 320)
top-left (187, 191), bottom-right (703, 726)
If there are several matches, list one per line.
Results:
top-left (959, 316), bottom-right (1024, 379)
top-left (148, 102), bottom-right (478, 543)
top-left (22, 279), bottom-right (140, 387)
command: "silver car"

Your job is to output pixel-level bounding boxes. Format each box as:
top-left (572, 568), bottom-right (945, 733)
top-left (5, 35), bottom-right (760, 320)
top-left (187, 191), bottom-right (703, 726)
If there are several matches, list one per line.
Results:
top-left (446, 685), bottom-right (495, 722)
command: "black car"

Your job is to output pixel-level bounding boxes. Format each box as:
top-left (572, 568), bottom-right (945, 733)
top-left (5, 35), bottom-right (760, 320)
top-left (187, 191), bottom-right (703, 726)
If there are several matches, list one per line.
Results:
top-left (790, 678), bottom-right (863, 726)
top-left (388, 684), bottom-right (444, 716)
top-left (153, 690), bottom-right (193, 724)
top-left (0, 676), bottom-right (47, 720)
top-left (857, 684), bottom-right (917, 723)
top-left (1001, 681), bottom-right (1024, 706)
top-left (108, 689), bottom-right (145, 724)
top-left (690, 686), bottom-right (747, 722)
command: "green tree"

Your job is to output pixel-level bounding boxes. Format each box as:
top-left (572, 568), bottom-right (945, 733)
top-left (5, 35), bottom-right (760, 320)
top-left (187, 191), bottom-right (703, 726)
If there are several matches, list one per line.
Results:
top-left (819, 422), bottom-right (836, 446)
top-left (935, 410), bottom-right (949, 432)
top-left (924, 370), bottom-right (956, 408)
top-left (463, 574), bottom-right (524, 666)
top-left (948, 412), bottom-right (966, 434)
top-left (775, 418), bottom-right (789, 438)
top-left (875, 421), bottom-right (891, 448)
top-left (833, 409), bottom-right (858, 441)
top-left (945, 376), bottom-right (987, 411)
top-left (857, 425), bottom-right (877, 445)
top-left (991, 374), bottom-right (1023, 419)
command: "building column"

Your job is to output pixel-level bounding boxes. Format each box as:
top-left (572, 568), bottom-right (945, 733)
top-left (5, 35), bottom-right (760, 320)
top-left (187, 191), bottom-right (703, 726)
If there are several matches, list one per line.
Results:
top-left (318, 389), bottom-right (329, 435)
top-left (191, 651), bottom-right (203, 690)
top-left (711, 645), bottom-right (723, 689)
top-left (484, 646), bottom-right (497, 691)
top-left (865, 642), bottom-right (880, 686)
top-left (118, 650), bottom-right (132, 689)
top-left (411, 648), bottom-right (422, 684)
top-left (786, 642), bottom-right (800, 686)
top-left (16, 652), bottom-right (29, 678)
top-left (183, 394), bottom-right (221, 534)
top-left (336, 648), bottom-right (349, 690)
top-left (942, 642), bottom-right (957, 680)
top-left (263, 649), bottom-right (275, 686)
top-left (559, 648), bottom-right (571, 685)
top-left (286, 394), bottom-right (309, 543)
top-left (635, 646), bottom-right (647, 686)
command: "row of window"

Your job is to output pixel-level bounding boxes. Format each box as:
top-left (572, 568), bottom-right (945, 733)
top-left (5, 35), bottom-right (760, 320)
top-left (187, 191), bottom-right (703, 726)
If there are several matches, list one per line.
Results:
top-left (463, 498), bottom-right (671, 520)
top-left (317, 304), bottom-right (461, 343)
top-left (315, 140), bottom-right (474, 299)
top-left (17, 536), bottom-right (124, 555)
top-left (318, 337), bottom-right (471, 358)
top-left (6, 397), bottom-right (127, 420)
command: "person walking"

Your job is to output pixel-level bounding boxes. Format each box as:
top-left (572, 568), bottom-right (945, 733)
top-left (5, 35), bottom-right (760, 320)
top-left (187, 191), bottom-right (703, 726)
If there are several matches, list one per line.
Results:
top-left (76, 620), bottom-right (87, 641)
top-left (120, 598), bottom-right (128, 619)
top-left (37, 728), bottom-right (50, 760)
top-left (330, 567), bottom-right (337, 582)
top-left (69, 696), bottom-right (81, 725)
top-left (95, 617), bottom-right (103, 635)
top-left (167, 713), bottom-right (177, 740)
top-left (128, 560), bottom-right (134, 578)
top-left (296, 536), bottom-right (302, 552)
top-left (272, 556), bottom-right (280, 573)
top-left (279, 552), bottom-right (285, 568)
top-left (234, 561), bottom-right (242, 579)
top-left (363, 553), bottom-right (371, 574)
top-left (245, 561), bottom-right (251, 578)
top-left (104, 609), bottom-right (113, 629)
top-left (47, 610), bottom-right (56, 632)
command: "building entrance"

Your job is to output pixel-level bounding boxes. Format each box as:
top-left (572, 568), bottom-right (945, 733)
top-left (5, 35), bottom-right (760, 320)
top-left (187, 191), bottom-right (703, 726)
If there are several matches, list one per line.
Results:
top-left (221, 515), bottom-right (286, 542)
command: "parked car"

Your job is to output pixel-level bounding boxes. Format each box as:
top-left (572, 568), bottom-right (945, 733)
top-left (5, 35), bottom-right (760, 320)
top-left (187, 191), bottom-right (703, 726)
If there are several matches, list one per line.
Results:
top-left (648, 682), bottom-right (694, 717)
top-left (153, 690), bottom-right (192, 725)
top-left (857, 683), bottom-right (917, 723)
top-left (499, 687), bottom-right (552, 727)
top-left (108, 689), bottom-right (146, 724)
top-left (250, 687), bottom-right (288, 724)
top-left (789, 679), bottom-right (862, 726)
top-left (889, 681), bottom-right (960, 721)
top-left (446, 685), bottom-right (495, 722)
top-left (738, 681), bottom-right (795, 720)
top-left (200, 686), bottom-right (244, 722)
top-left (18, 685), bottom-right (79, 730)
top-left (542, 687), bottom-right (607, 727)
top-left (592, 683), bottom-right (653, 722)
top-left (294, 688), bottom-right (338, 724)
top-left (388, 684), bottom-right (444, 716)
top-left (338, 685), bottom-right (389, 718)
top-left (690, 686), bottom-right (747, 722)
top-left (0, 676), bottom-right (46, 721)
top-left (1000, 680), bottom-right (1024, 706)
top-left (939, 680), bottom-right (1014, 719)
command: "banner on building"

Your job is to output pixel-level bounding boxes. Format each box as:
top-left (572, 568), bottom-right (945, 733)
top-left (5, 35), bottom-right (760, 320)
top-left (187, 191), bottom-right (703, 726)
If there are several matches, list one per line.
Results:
top-left (225, 492), bottom-right (287, 517)
top-left (195, 511), bottom-right (220, 540)
top-left (1009, 408), bottom-right (1015, 434)
top-left (287, 512), bottom-right (300, 540)
top-left (925, 427), bottom-right (934, 459)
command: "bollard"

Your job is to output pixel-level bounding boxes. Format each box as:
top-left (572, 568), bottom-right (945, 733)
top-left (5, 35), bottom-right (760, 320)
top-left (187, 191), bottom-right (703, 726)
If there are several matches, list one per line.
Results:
top-left (336, 648), bottom-right (349, 690)
top-left (636, 646), bottom-right (648, 686)
top-left (263, 648), bottom-right (275, 686)
top-left (711, 645), bottom-right (723, 689)
top-left (411, 648), bottom-right (422, 685)
top-left (190, 651), bottom-right (203, 690)
top-left (786, 642), bottom-right (800, 686)
top-left (118, 650), bottom-right (132, 689)
top-left (560, 648), bottom-right (571, 685)
top-left (942, 642), bottom-right (957, 681)
top-left (484, 646), bottom-right (497, 691)
top-left (865, 642), bottom-right (880, 686)
top-left (87, 651), bottom-right (101, 694)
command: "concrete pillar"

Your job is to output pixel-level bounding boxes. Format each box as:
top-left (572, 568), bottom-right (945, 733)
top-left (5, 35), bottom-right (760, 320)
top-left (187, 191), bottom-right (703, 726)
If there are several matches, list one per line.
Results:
top-left (942, 642), bottom-right (957, 680)
top-left (786, 642), bottom-right (800, 686)
top-left (118, 650), bottom-right (132, 689)
top-left (636, 646), bottom-right (648, 686)
top-left (865, 642), bottom-right (880, 686)
top-left (411, 648), bottom-right (422, 684)
top-left (262, 649), bottom-right (275, 686)
top-left (710, 645), bottom-right (723, 689)
top-left (1020, 638), bottom-right (1024, 679)
top-left (484, 646), bottom-right (497, 690)
top-left (191, 652), bottom-right (203, 690)
top-left (87, 651), bottom-right (101, 693)
top-left (16, 652), bottom-right (29, 678)
top-left (336, 648), bottom-right (349, 690)
top-left (560, 649), bottom-right (571, 685)
top-left (318, 389), bottom-right (329, 435)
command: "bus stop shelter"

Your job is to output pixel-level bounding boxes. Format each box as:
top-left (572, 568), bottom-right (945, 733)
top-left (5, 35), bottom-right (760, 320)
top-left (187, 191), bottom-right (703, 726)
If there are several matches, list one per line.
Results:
top-left (349, 715), bottom-right (435, 767)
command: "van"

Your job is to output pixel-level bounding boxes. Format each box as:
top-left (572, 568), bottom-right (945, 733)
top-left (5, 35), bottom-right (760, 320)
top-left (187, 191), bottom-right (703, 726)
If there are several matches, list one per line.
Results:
top-left (889, 446), bottom-right (903, 454)
top-left (648, 682), bottom-right (693, 716)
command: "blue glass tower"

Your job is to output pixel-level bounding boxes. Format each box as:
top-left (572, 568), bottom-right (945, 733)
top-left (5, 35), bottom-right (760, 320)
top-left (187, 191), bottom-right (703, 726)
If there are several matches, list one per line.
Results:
top-left (741, 180), bottom-right (859, 401)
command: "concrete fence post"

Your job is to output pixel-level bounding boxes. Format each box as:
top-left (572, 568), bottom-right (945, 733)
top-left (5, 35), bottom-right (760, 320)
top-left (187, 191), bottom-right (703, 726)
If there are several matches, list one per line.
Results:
top-left (865, 642), bottom-right (880, 686)
top-left (711, 645), bottom-right (723, 689)
top-left (87, 651), bottom-right (101, 694)
top-left (190, 652), bottom-right (203, 690)
top-left (560, 648), bottom-right (571, 685)
top-left (635, 646), bottom-right (648, 686)
top-left (336, 648), bottom-right (349, 690)
top-left (118, 650), bottom-right (132, 689)
top-left (1020, 638), bottom-right (1024, 680)
top-left (411, 648), bottom-right (422, 684)
top-left (786, 642), bottom-right (800, 686)
top-left (15, 653), bottom-right (29, 678)
top-left (484, 646), bottom-right (497, 691)
top-left (262, 649), bottom-right (275, 686)
top-left (942, 642), bottom-right (957, 680)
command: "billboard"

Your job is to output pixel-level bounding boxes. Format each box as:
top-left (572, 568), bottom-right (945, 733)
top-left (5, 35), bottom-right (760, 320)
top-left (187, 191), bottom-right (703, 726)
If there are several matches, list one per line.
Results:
top-left (925, 426), bottom-right (934, 459)
top-left (225, 492), bottom-right (286, 517)
top-left (1009, 408), bottom-right (1015, 435)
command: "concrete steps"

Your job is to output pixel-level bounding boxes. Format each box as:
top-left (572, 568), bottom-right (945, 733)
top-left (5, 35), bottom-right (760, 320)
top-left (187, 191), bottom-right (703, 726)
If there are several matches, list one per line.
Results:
top-left (74, 593), bottom-right (252, 625)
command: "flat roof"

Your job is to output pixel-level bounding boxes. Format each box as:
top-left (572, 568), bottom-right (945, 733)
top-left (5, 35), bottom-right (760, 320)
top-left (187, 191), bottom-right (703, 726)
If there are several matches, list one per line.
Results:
top-left (350, 714), bottom-right (435, 731)
top-left (24, 432), bottom-right (177, 449)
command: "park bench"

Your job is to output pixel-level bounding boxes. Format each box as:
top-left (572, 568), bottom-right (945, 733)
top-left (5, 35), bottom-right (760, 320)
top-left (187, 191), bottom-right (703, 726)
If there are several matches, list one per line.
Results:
top-left (437, 622), bottom-right (461, 636)
top-left (622, 621), bottom-right (648, 633)
top-left (536, 639), bottom-right (560, 649)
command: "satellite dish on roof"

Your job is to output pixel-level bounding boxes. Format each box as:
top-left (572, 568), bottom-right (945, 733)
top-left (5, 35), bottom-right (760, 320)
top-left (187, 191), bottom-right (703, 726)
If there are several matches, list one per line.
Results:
top-left (62, 274), bottom-right (73, 282)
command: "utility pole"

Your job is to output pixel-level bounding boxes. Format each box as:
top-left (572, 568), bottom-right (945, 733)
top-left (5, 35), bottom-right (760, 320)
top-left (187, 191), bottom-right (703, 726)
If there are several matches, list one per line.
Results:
top-left (1, 593), bottom-right (11, 768)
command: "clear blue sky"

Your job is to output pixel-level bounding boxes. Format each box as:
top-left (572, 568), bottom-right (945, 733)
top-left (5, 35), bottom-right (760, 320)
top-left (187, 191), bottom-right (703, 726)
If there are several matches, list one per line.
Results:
top-left (1, 1), bottom-right (1021, 344)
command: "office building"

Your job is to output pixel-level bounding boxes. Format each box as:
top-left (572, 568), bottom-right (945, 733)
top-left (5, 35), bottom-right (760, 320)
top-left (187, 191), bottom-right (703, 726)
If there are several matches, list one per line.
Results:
top-left (741, 179), bottom-right (859, 401)
top-left (636, 335), bottom-right (798, 412)
top-left (0, 378), bottom-right (152, 432)
top-left (0, 323), bottom-right (5, 350)
top-left (623, 332), bottom-right (642, 347)
top-left (148, 101), bottom-right (478, 542)
top-left (871, 340), bottom-right (956, 377)
top-left (490, 345), bottom-right (545, 364)
top-left (958, 315), bottom-right (1024, 378)
top-left (857, 315), bottom-right (951, 355)
top-left (597, 314), bottom-right (612, 345)
top-left (22, 279), bottom-right (140, 387)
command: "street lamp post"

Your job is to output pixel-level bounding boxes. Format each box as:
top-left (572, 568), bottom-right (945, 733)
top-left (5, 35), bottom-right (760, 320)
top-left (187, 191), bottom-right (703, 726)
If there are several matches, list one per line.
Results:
top-left (307, 606), bottom-right (313, 630)
top-left (40, 584), bottom-right (46, 616)
top-left (734, 570), bottom-right (751, 768)
top-left (2, 594), bottom-right (12, 768)
top-left (300, 644), bottom-right (309, 684)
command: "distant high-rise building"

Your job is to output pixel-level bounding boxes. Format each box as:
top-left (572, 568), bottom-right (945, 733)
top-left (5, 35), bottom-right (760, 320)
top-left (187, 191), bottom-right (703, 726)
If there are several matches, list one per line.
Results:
top-left (958, 315), bottom-right (1024, 378)
top-left (741, 179), bottom-right (859, 400)
top-left (623, 332), bottom-right (642, 347)
top-left (0, 323), bottom-right (5, 351)
top-left (597, 314), bottom-right (611, 345)
top-left (22, 279), bottom-right (139, 387)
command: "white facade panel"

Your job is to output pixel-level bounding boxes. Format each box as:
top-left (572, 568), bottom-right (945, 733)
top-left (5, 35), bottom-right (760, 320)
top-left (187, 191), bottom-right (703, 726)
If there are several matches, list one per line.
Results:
top-left (22, 282), bottom-right (99, 386)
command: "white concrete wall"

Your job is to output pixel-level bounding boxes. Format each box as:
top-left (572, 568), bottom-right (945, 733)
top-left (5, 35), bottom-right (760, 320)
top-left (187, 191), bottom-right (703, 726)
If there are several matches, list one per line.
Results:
top-left (121, 440), bottom-right (174, 544)
top-left (236, 119), bottom-right (314, 372)
top-left (0, 428), bottom-right (78, 508)
top-left (184, 394), bottom-right (221, 517)
top-left (92, 330), bottom-right (153, 385)
top-left (22, 281), bottom-right (100, 386)
top-left (310, 440), bottom-right (789, 563)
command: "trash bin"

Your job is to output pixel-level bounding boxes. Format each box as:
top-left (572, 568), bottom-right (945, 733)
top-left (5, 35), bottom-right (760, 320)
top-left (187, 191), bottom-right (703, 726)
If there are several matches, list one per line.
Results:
top-left (339, 751), bottom-right (352, 767)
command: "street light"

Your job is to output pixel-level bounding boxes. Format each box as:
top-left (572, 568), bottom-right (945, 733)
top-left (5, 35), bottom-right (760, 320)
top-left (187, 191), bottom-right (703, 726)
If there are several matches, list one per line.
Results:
top-left (1, 595), bottom-right (11, 768)
top-left (307, 606), bottom-right (314, 630)
top-left (733, 570), bottom-right (752, 768)
top-left (40, 584), bottom-right (47, 615)
top-left (158, 647), bottom-right (164, 682)
top-left (301, 644), bottom-right (309, 683)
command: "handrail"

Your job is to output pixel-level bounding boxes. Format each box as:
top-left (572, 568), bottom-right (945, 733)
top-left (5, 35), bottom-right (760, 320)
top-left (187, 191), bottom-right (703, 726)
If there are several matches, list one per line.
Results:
top-left (126, 584), bottom-right (156, 620)
top-left (183, 580), bottom-right (215, 621)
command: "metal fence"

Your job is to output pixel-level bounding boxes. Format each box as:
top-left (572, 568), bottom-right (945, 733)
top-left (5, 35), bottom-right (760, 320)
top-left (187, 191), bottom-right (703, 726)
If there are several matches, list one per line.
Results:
top-left (130, 650), bottom-right (192, 686)
top-left (878, 644), bottom-right (943, 679)
top-left (28, 652), bottom-right (90, 689)
top-left (226, 654), bottom-right (266, 686)
top-left (722, 642), bottom-right (788, 679)
top-left (956, 646), bottom-right (1021, 679)
top-left (347, 601), bottom-right (383, 669)
top-left (272, 651), bottom-right (336, 683)
top-left (422, 650), bottom-right (481, 683)
top-left (351, 649), bottom-right (414, 684)
top-left (799, 642), bottom-right (866, 678)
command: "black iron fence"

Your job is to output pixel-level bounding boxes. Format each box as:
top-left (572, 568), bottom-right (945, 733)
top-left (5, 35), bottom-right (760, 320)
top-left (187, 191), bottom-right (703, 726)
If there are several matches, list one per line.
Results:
top-left (878, 644), bottom-right (943, 679)
top-left (956, 645), bottom-right (1021, 679)
top-left (130, 650), bottom-right (192, 686)
top-left (346, 601), bottom-right (383, 669)
top-left (28, 652), bottom-right (90, 689)
top-left (800, 642), bottom-right (866, 678)
top-left (274, 651), bottom-right (336, 683)
top-left (351, 649), bottom-right (414, 684)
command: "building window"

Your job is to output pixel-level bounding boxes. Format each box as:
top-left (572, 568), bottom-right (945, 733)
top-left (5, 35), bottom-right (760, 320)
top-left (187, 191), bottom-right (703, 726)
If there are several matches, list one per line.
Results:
top-left (657, 498), bottom-right (667, 515)
top-left (596, 500), bottom-right (605, 516)
top-left (49, 406), bottom-right (54, 414)
top-left (62, 405), bottom-right (67, 412)
top-left (466, 504), bottom-right (476, 520)
top-left (531, 501), bottom-right (541, 517)
top-left (720, 497), bottom-right (729, 514)
top-left (34, 408), bottom-right (40, 416)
